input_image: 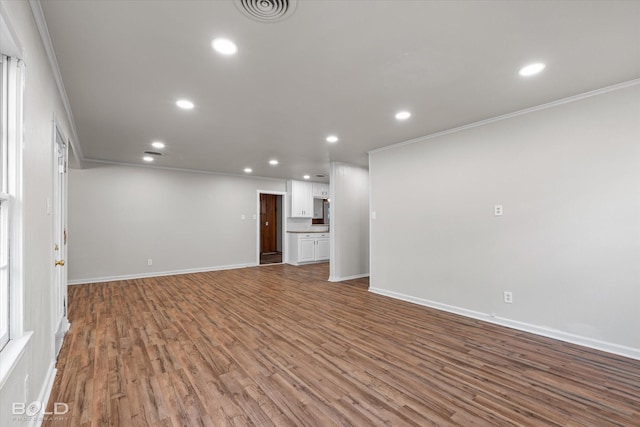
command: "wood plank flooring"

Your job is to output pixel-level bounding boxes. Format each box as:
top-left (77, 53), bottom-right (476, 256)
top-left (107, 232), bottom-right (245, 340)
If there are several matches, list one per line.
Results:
top-left (260, 252), bottom-right (283, 265)
top-left (45, 263), bottom-right (640, 426)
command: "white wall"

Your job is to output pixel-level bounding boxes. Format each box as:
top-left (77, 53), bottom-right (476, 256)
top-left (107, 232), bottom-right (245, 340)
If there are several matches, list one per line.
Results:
top-left (329, 162), bottom-right (369, 281)
top-left (68, 163), bottom-right (286, 283)
top-left (0, 1), bottom-right (76, 425)
top-left (369, 83), bottom-right (640, 359)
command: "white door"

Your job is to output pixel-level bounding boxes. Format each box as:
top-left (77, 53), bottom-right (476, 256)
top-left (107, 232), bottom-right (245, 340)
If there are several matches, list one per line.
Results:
top-left (299, 238), bottom-right (315, 262)
top-left (316, 238), bottom-right (330, 261)
top-left (53, 125), bottom-right (69, 356)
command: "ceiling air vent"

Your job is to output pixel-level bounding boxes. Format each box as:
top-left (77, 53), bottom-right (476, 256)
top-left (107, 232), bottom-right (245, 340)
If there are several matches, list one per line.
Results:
top-left (234, 0), bottom-right (297, 22)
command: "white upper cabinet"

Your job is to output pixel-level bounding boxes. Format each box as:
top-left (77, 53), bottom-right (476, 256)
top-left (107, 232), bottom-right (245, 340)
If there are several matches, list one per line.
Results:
top-left (288, 180), bottom-right (314, 217)
top-left (312, 183), bottom-right (329, 198)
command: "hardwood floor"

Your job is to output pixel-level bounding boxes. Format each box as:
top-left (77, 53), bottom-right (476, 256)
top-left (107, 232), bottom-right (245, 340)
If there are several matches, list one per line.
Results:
top-left (260, 252), bottom-right (283, 265)
top-left (45, 263), bottom-right (640, 426)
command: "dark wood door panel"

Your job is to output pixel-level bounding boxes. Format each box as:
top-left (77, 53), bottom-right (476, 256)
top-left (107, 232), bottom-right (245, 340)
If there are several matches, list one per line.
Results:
top-left (260, 193), bottom-right (278, 254)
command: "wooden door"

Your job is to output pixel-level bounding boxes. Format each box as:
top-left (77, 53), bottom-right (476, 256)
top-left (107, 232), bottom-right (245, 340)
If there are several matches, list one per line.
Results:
top-left (260, 194), bottom-right (278, 254)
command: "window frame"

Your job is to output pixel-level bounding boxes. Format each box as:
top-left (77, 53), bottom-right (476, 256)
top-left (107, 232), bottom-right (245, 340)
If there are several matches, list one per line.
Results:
top-left (0, 193), bottom-right (8, 350)
top-left (0, 53), bottom-right (8, 350)
top-left (0, 48), bottom-right (27, 387)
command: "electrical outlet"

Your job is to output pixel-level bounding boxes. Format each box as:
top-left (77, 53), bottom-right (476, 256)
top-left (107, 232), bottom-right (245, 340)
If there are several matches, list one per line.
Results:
top-left (503, 291), bottom-right (513, 304)
top-left (494, 205), bottom-right (503, 216)
top-left (147, 259), bottom-right (153, 266)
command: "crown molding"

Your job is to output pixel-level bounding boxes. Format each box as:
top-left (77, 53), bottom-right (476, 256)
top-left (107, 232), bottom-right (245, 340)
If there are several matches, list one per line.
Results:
top-left (29, 0), bottom-right (84, 168)
top-left (82, 158), bottom-right (288, 182)
top-left (370, 78), bottom-right (640, 155)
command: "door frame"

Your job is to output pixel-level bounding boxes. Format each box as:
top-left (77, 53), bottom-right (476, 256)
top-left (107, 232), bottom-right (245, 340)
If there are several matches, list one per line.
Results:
top-left (256, 190), bottom-right (287, 266)
top-left (52, 121), bottom-right (69, 357)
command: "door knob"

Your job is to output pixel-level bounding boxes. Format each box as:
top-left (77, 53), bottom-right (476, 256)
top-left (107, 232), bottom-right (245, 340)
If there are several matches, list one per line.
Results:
top-left (55, 260), bottom-right (65, 267)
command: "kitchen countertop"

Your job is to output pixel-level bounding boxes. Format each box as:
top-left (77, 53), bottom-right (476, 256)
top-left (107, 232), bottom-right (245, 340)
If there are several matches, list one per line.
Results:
top-left (287, 230), bottom-right (330, 233)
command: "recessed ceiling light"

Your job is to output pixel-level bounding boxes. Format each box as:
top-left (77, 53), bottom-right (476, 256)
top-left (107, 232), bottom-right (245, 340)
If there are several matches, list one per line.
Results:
top-left (244, 168), bottom-right (252, 173)
top-left (269, 159), bottom-right (279, 166)
top-left (151, 141), bottom-right (165, 149)
top-left (395, 111), bottom-right (411, 120)
top-left (326, 135), bottom-right (339, 143)
top-left (143, 156), bottom-right (154, 162)
top-left (176, 99), bottom-right (194, 110)
top-left (303, 175), bottom-right (310, 180)
top-left (519, 62), bottom-right (546, 77)
top-left (212, 38), bottom-right (238, 55)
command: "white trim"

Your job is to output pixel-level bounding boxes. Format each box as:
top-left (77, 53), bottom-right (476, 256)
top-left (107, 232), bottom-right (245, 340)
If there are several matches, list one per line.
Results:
top-left (28, 0), bottom-right (84, 168)
top-left (255, 190), bottom-right (287, 266)
top-left (328, 273), bottom-right (369, 282)
top-left (369, 78), bottom-right (640, 155)
top-left (367, 153), bottom-right (373, 291)
top-left (51, 121), bottom-right (69, 358)
top-left (369, 287), bottom-right (640, 361)
top-left (329, 163), bottom-right (336, 279)
top-left (84, 158), bottom-right (287, 183)
top-left (8, 58), bottom-right (25, 343)
top-left (289, 259), bottom-right (329, 267)
top-left (68, 262), bottom-right (257, 285)
top-left (54, 317), bottom-right (69, 358)
top-left (0, 331), bottom-right (32, 389)
top-left (0, 53), bottom-right (26, 359)
top-left (27, 361), bottom-right (57, 427)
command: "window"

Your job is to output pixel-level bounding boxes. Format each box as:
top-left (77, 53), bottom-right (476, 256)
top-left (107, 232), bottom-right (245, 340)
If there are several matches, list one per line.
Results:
top-left (0, 53), bottom-right (22, 352)
top-left (0, 54), bottom-right (9, 350)
top-left (0, 10), bottom-right (27, 386)
top-left (0, 200), bottom-right (7, 350)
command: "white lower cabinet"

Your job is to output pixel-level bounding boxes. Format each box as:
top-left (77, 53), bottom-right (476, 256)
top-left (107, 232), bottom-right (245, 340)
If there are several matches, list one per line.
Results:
top-left (299, 238), bottom-right (316, 262)
top-left (288, 233), bottom-right (330, 265)
top-left (316, 237), bottom-right (330, 260)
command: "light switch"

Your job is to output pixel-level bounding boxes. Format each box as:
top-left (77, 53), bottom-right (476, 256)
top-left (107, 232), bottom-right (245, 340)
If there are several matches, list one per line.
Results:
top-left (241, 214), bottom-right (246, 220)
top-left (371, 211), bottom-right (377, 220)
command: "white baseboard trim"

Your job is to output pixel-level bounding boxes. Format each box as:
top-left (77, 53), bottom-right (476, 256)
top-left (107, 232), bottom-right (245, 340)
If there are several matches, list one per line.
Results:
top-left (68, 262), bottom-right (258, 285)
top-left (329, 273), bottom-right (370, 282)
top-left (288, 260), bottom-right (329, 267)
top-left (54, 318), bottom-right (70, 357)
top-left (369, 287), bottom-right (640, 361)
top-left (29, 361), bottom-right (56, 427)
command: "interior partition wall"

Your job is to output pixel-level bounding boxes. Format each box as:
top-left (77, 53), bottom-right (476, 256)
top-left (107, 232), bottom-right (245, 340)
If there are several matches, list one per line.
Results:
top-left (369, 82), bottom-right (640, 359)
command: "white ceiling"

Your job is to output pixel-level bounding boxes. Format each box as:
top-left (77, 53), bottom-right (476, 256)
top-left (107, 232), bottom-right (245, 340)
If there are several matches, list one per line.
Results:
top-left (40, 0), bottom-right (640, 181)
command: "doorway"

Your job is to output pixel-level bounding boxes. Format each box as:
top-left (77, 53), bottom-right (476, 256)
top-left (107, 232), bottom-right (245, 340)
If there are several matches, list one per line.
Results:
top-left (53, 123), bottom-right (69, 356)
top-left (258, 192), bottom-right (284, 265)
